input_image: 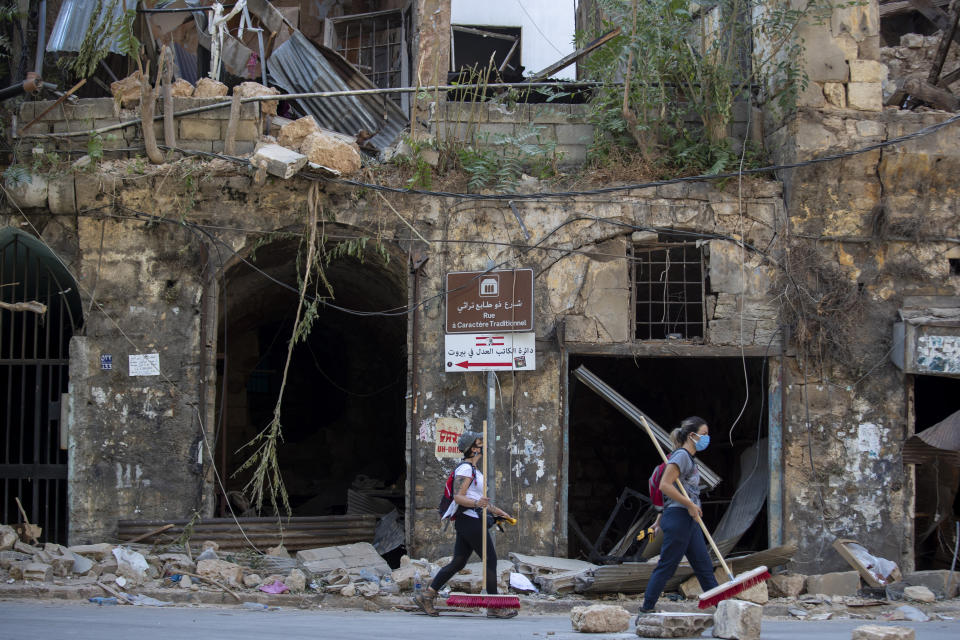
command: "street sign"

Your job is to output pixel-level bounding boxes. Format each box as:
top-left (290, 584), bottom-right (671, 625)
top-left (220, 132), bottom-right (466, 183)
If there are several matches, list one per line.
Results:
top-left (445, 269), bottom-right (534, 334)
top-left (444, 333), bottom-right (536, 372)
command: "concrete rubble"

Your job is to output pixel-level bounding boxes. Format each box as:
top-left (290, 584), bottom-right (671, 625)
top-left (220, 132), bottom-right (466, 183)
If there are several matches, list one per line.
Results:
top-left (569, 604), bottom-right (631, 632)
top-left (0, 522), bottom-right (958, 627)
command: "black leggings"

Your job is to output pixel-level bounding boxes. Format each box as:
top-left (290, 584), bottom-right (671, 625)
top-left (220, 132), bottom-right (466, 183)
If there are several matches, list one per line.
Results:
top-left (430, 515), bottom-right (498, 594)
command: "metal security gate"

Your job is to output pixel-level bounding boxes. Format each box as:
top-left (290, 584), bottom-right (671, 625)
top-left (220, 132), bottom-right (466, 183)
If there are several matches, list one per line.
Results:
top-left (0, 229), bottom-right (81, 545)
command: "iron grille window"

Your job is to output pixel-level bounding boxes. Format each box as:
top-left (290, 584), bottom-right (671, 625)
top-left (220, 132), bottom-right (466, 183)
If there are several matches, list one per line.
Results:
top-left (632, 235), bottom-right (706, 340)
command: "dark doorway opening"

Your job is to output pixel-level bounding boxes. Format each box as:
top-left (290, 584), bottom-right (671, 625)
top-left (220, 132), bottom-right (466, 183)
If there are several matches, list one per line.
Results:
top-left (0, 228), bottom-right (82, 545)
top-left (216, 235), bottom-right (407, 520)
top-left (913, 374), bottom-right (960, 570)
top-left (568, 355), bottom-right (768, 562)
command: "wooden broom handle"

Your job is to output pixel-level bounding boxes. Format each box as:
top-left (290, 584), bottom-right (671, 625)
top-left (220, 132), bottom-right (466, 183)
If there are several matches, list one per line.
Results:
top-left (638, 416), bottom-right (734, 580)
top-left (481, 419), bottom-right (488, 594)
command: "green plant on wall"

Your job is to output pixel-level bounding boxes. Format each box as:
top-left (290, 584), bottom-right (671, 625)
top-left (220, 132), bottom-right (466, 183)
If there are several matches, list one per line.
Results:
top-left (580, 0), bottom-right (842, 173)
top-left (72, 0), bottom-right (140, 79)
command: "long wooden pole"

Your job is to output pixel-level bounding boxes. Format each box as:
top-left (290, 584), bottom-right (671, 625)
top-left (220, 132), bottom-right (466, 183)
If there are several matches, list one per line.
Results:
top-left (638, 416), bottom-right (734, 581)
top-left (481, 419), bottom-right (488, 594)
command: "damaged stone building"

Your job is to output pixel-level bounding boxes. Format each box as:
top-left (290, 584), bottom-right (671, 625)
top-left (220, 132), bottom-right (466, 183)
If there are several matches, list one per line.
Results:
top-left (1, 0), bottom-right (958, 583)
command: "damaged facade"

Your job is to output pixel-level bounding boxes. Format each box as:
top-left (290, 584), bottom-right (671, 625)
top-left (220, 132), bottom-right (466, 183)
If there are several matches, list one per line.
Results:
top-left (1, 0), bottom-right (959, 586)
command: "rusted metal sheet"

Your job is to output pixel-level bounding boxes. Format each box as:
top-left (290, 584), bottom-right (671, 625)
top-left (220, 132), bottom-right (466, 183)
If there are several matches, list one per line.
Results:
top-left (267, 30), bottom-right (407, 152)
top-left (117, 514), bottom-right (378, 551)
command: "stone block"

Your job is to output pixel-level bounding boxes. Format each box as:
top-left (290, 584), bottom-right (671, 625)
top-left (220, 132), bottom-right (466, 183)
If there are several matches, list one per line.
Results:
top-left (635, 612), bottom-right (714, 638)
top-left (805, 571), bottom-right (860, 596)
top-left (22, 562), bottom-right (53, 581)
top-left (233, 81), bottom-right (277, 116)
top-left (286, 568), bottom-right (307, 592)
top-left (476, 123), bottom-right (516, 139)
top-left (251, 143), bottom-right (307, 179)
top-left (900, 34), bottom-right (923, 48)
top-left (847, 83), bottom-right (882, 111)
top-left (797, 81), bottom-right (827, 108)
top-left (296, 546), bottom-right (344, 563)
top-left (196, 558), bottom-right (244, 586)
top-left (5, 172), bottom-right (48, 208)
top-left (555, 123), bottom-right (594, 145)
top-left (851, 625), bottom-right (915, 640)
top-left (171, 78), bottom-right (194, 97)
top-left (194, 77), bottom-right (228, 98)
top-left (0, 525), bottom-right (17, 551)
top-left (171, 97), bottom-right (232, 119)
top-left (569, 604), bottom-right (630, 633)
top-left (554, 144), bottom-right (587, 166)
top-left (278, 115), bottom-right (320, 149)
top-left (302, 557), bottom-right (348, 573)
top-left (849, 60), bottom-right (887, 84)
top-left (768, 573), bottom-right (806, 598)
top-left (243, 573), bottom-right (261, 587)
top-left (856, 120), bottom-right (884, 139)
top-left (823, 82), bottom-right (846, 108)
top-left (47, 174), bottom-right (77, 214)
top-left (712, 599), bottom-right (762, 640)
top-left (301, 130), bottom-right (362, 176)
top-left (903, 570), bottom-right (960, 598)
top-left (902, 585), bottom-right (935, 603)
top-left (0, 550), bottom-right (30, 568)
top-left (179, 118), bottom-right (222, 140)
top-left (563, 315), bottom-right (599, 342)
top-left (832, 3), bottom-right (879, 42)
top-left (801, 26), bottom-right (849, 82)
top-left (50, 555), bottom-right (74, 577)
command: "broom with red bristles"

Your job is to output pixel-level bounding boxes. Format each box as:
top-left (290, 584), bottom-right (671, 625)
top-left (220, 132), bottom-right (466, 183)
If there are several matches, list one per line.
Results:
top-left (446, 420), bottom-right (520, 611)
top-left (639, 416), bottom-right (770, 609)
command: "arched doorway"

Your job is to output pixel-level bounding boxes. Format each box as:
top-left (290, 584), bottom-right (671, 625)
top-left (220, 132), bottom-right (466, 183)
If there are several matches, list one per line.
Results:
top-left (215, 231), bottom-right (408, 522)
top-left (0, 228), bottom-right (82, 544)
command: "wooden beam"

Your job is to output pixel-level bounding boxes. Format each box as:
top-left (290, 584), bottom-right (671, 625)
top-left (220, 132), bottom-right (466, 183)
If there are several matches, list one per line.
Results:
top-left (904, 77), bottom-right (960, 109)
top-left (527, 27), bottom-right (621, 82)
top-left (910, 0), bottom-right (960, 53)
top-left (881, 0), bottom-right (950, 19)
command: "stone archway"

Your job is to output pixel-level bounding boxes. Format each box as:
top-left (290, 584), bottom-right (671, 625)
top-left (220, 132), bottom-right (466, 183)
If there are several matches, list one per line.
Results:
top-left (215, 230), bottom-right (408, 519)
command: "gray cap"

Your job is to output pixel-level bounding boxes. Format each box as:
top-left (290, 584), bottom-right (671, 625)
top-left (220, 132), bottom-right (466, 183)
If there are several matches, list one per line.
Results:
top-left (458, 430), bottom-right (482, 455)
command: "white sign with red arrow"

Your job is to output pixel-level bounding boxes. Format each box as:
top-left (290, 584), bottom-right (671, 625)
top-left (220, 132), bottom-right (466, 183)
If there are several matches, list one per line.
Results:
top-left (444, 332), bottom-right (536, 372)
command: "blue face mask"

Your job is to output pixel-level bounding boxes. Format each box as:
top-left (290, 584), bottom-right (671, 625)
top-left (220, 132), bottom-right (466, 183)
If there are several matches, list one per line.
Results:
top-left (693, 434), bottom-right (710, 452)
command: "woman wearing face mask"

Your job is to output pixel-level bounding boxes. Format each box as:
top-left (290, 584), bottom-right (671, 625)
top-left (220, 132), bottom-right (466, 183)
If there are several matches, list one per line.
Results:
top-left (638, 416), bottom-right (718, 616)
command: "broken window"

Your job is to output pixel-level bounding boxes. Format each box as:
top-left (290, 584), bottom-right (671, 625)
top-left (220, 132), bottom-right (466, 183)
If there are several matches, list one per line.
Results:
top-left (631, 234), bottom-right (707, 340)
top-left (323, 6), bottom-right (411, 111)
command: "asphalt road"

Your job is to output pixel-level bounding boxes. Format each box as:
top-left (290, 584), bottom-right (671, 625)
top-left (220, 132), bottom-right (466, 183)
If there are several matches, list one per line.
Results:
top-left (1, 599), bottom-right (958, 640)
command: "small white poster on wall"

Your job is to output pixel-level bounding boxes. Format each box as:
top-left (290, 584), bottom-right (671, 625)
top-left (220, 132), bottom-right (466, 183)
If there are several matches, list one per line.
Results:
top-left (129, 353), bottom-right (161, 376)
top-left (434, 417), bottom-right (465, 460)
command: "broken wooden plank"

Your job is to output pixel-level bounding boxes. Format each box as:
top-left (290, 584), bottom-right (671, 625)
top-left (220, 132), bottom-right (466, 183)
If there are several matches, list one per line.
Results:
top-left (509, 552), bottom-right (597, 576)
top-left (535, 568), bottom-right (593, 594)
top-left (527, 27), bottom-right (622, 82)
top-left (125, 523), bottom-right (175, 544)
top-left (881, 0), bottom-right (950, 19)
top-left (938, 64), bottom-right (960, 87)
top-left (903, 77), bottom-right (960, 110)
top-left (910, 0), bottom-right (960, 51)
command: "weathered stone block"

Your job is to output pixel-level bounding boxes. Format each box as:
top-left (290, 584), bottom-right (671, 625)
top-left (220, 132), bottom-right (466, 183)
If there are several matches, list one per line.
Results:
top-left (801, 26), bottom-right (849, 82)
top-left (849, 60), bottom-right (887, 84)
top-left (555, 123), bottom-right (594, 145)
top-left (832, 3), bottom-right (879, 42)
top-left (278, 115), bottom-right (320, 149)
top-left (554, 144), bottom-right (587, 166)
top-left (805, 570), bottom-right (860, 596)
top-left (0, 525), bottom-right (17, 551)
top-left (286, 568), bottom-right (307, 592)
top-left (712, 599), bottom-right (762, 640)
top-left (70, 543), bottom-right (114, 561)
top-left (900, 34), bottom-right (923, 48)
top-left (235, 120), bottom-right (260, 142)
top-left (180, 118), bottom-right (222, 140)
top-left (855, 120), bottom-right (884, 139)
top-left (635, 612), bottom-right (714, 638)
top-left (50, 555), bottom-right (74, 577)
top-left (171, 97), bottom-right (231, 119)
top-left (251, 143), bottom-right (307, 179)
top-left (768, 572), bottom-right (806, 598)
top-left (303, 557), bottom-right (348, 573)
top-left (903, 570), bottom-right (960, 598)
top-left (5, 173), bottom-right (48, 208)
top-left (47, 174), bottom-right (76, 214)
top-left (563, 315), bottom-right (599, 342)
top-left (194, 77), bottom-right (229, 98)
top-left (22, 562), bottom-right (53, 581)
top-left (847, 83), bottom-right (882, 111)
top-left (476, 123), bottom-right (516, 138)
top-left (196, 558), bottom-right (244, 586)
top-left (569, 604), bottom-right (630, 633)
top-left (823, 82), bottom-right (846, 108)
top-left (902, 585), bottom-right (935, 603)
top-left (851, 625), bottom-right (915, 640)
top-left (301, 130), bottom-right (363, 176)
top-left (0, 550), bottom-right (30, 568)
top-left (296, 546), bottom-right (344, 563)
top-left (171, 78), bottom-right (194, 97)
top-left (233, 81), bottom-right (277, 116)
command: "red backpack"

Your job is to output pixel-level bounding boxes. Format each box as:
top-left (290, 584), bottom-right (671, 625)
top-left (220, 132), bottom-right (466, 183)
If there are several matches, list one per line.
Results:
top-left (648, 449), bottom-right (692, 509)
top-left (437, 462), bottom-right (476, 521)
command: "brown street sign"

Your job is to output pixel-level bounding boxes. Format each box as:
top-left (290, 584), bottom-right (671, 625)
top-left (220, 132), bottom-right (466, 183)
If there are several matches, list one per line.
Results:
top-left (445, 269), bottom-right (534, 334)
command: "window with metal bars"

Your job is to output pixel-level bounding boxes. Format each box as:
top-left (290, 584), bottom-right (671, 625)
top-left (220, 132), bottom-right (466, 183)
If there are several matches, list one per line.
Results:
top-left (632, 234), bottom-right (707, 340)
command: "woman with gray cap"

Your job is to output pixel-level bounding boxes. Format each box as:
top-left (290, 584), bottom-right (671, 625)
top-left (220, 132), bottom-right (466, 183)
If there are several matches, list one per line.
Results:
top-left (412, 430), bottom-right (516, 618)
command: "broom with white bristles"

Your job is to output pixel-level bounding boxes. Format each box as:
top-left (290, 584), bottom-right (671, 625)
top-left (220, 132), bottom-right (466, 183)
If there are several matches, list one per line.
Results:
top-left (639, 416), bottom-right (770, 609)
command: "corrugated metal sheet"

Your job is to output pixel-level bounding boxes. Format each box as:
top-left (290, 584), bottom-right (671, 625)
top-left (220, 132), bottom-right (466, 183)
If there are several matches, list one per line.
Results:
top-left (117, 514), bottom-right (378, 552)
top-left (267, 31), bottom-right (407, 152)
top-left (47, 0), bottom-right (126, 54)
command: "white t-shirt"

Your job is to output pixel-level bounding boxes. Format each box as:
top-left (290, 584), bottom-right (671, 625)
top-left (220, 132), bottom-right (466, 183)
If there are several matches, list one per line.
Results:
top-left (441, 462), bottom-right (484, 520)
